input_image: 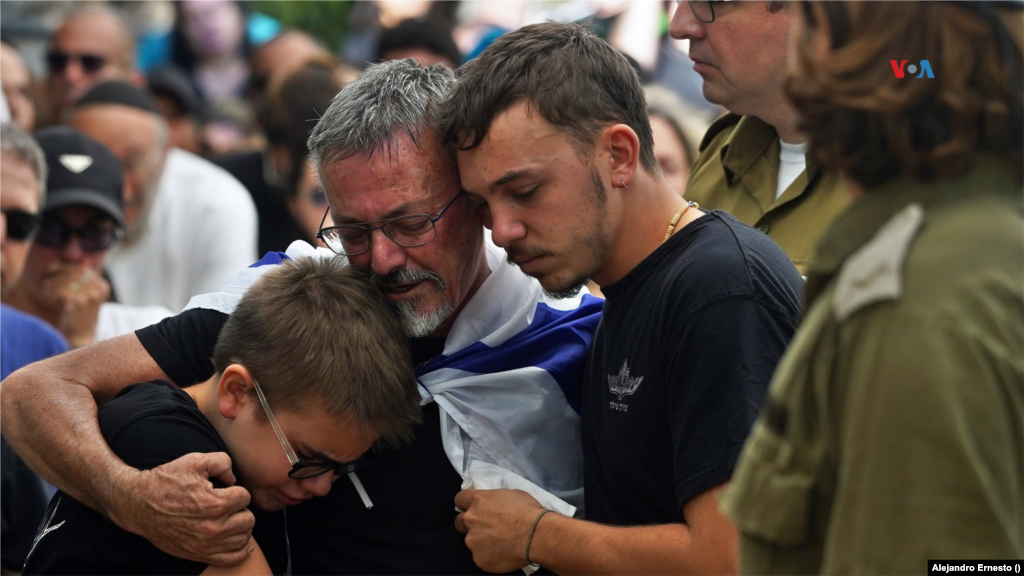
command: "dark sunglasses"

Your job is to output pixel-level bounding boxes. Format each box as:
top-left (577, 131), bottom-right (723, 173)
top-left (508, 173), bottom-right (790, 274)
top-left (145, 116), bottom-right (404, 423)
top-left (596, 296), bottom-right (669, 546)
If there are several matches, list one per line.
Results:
top-left (34, 217), bottom-right (122, 253)
top-left (1, 209), bottom-right (41, 241)
top-left (46, 51), bottom-right (107, 74)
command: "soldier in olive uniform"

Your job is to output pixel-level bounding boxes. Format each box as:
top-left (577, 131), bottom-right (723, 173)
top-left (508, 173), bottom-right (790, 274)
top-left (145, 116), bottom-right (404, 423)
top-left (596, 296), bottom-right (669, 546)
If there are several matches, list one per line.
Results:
top-left (670, 1), bottom-right (851, 274)
top-left (722, 2), bottom-right (1024, 573)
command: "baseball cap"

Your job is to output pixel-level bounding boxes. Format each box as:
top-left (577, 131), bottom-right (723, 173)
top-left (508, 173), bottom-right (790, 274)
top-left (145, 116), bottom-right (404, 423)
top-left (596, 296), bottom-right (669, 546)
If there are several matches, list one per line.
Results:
top-left (33, 126), bottom-right (125, 228)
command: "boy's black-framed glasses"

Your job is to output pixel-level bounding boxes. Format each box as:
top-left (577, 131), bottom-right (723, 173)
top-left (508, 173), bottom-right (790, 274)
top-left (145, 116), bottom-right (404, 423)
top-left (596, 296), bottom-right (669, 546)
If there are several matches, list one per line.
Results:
top-left (251, 377), bottom-right (376, 479)
top-left (315, 190), bottom-right (463, 257)
top-left (683, 0), bottom-right (731, 23)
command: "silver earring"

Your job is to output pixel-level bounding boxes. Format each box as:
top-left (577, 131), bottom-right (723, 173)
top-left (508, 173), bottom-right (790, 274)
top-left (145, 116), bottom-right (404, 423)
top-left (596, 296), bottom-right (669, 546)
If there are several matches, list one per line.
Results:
top-left (621, 180), bottom-right (628, 189)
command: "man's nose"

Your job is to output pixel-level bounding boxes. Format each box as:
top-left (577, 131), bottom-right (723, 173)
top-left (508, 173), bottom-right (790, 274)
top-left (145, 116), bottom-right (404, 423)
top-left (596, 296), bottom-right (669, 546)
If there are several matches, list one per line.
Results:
top-left (62, 59), bottom-right (88, 88)
top-left (59, 235), bottom-right (87, 262)
top-left (367, 228), bottom-right (407, 277)
top-left (299, 473), bottom-right (334, 498)
top-left (669, 2), bottom-right (706, 40)
top-left (487, 204), bottom-right (527, 249)
top-left (0, 212), bottom-right (8, 248)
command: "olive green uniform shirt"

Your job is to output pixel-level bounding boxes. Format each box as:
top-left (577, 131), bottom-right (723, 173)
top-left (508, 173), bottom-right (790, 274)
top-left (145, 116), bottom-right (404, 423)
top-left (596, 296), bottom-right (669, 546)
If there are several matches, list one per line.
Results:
top-left (685, 114), bottom-right (852, 274)
top-left (721, 156), bottom-right (1024, 574)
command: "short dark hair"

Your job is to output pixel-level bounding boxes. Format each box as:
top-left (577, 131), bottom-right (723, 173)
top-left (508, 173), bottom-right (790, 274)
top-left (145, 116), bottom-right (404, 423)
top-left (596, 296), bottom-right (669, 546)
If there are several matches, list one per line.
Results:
top-left (377, 18), bottom-right (462, 68)
top-left (212, 257), bottom-right (421, 447)
top-left (438, 21), bottom-right (657, 173)
top-left (263, 61), bottom-right (343, 196)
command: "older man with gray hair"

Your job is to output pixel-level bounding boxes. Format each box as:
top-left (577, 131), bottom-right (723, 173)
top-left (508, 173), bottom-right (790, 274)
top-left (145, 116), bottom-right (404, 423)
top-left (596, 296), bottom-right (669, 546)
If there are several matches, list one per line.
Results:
top-left (0, 123), bottom-right (69, 573)
top-left (2, 60), bottom-right (602, 574)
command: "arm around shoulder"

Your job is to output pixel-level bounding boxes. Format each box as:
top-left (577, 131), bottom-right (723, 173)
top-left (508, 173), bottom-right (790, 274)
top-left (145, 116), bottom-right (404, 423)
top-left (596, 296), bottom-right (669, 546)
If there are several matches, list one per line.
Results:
top-left (0, 332), bottom-right (256, 567)
top-left (0, 333), bottom-right (167, 507)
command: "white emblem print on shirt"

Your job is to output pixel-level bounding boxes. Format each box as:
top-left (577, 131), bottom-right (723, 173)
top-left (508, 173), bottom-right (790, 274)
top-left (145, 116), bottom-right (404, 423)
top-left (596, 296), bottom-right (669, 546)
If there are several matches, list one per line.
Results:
top-left (608, 359), bottom-right (644, 412)
top-left (25, 496), bottom-right (65, 562)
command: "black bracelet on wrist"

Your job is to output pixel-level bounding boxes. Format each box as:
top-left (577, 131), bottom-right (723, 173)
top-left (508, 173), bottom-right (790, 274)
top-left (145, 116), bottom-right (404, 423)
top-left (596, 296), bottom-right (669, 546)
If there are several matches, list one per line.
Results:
top-left (524, 509), bottom-right (554, 567)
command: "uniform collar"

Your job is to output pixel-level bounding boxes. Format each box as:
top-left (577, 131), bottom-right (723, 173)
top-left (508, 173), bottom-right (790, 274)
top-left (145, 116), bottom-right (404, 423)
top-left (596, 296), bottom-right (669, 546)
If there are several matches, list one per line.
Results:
top-left (718, 115), bottom-right (777, 186)
top-left (717, 115), bottom-right (821, 199)
top-left (805, 155), bottom-right (1023, 303)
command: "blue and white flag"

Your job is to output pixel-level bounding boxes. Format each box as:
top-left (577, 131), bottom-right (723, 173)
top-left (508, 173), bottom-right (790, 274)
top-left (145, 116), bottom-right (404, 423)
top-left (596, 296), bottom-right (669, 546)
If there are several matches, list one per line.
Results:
top-left (184, 234), bottom-right (603, 512)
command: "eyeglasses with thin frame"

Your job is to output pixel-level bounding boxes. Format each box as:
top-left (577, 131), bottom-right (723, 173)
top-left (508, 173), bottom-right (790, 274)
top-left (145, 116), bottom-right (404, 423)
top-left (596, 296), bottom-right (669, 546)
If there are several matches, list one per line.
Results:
top-left (251, 377), bottom-right (376, 479)
top-left (46, 51), bottom-right (107, 74)
top-left (684, 0), bottom-right (730, 24)
top-left (1, 209), bottom-right (41, 241)
top-left (316, 190), bottom-right (463, 257)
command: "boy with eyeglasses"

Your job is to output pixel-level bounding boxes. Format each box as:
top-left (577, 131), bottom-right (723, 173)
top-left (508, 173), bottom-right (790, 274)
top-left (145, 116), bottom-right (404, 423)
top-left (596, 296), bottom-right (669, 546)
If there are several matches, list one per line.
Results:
top-left (2, 127), bottom-right (172, 348)
top-left (22, 255), bottom-right (422, 575)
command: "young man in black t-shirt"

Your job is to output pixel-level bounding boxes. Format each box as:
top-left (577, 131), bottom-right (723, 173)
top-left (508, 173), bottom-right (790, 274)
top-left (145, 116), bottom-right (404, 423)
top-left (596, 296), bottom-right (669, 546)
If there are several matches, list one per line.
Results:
top-left (442, 22), bottom-right (802, 574)
top-left (22, 258), bottom-right (420, 575)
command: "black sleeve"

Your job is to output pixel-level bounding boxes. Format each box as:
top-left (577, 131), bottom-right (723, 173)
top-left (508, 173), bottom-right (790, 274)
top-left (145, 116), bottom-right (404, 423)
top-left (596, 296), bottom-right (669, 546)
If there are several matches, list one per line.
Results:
top-left (102, 406), bottom-right (227, 474)
top-left (136, 308), bottom-right (229, 387)
top-left (668, 297), bottom-right (792, 513)
top-left (24, 386), bottom-right (226, 576)
top-left (1, 439), bottom-right (49, 572)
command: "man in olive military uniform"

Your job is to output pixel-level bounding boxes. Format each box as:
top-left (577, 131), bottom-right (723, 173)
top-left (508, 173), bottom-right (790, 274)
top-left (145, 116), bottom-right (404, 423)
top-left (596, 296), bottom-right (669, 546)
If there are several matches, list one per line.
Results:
top-left (722, 2), bottom-right (1023, 573)
top-left (669, 1), bottom-right (850, 274)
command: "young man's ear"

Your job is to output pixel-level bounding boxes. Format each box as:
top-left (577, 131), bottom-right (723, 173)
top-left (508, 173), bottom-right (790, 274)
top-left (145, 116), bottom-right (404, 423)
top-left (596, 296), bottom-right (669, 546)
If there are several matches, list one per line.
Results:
top-left (605, 124), bottom-right (640, 189)
top-left (217, 364), bottom-right (255, 419)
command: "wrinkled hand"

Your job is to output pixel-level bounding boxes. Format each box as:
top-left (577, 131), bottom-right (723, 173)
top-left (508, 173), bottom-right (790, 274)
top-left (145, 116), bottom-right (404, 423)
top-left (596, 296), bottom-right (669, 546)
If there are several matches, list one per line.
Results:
top-left (454, 488), bottom-right (545, 573)
top-left (42, 266), bottom-right (109, 348)
top-left (109, 452), bottom-right (255, 567)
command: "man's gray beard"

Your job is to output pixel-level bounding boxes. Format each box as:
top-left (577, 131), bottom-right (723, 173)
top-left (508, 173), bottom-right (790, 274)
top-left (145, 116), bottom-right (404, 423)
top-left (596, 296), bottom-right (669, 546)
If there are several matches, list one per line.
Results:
top-left (121, 173), bottom-right (162, 247)
top-left (392, 296), bottom-right (455, 337)
top-left (370, 268), bottom-right (453, 337)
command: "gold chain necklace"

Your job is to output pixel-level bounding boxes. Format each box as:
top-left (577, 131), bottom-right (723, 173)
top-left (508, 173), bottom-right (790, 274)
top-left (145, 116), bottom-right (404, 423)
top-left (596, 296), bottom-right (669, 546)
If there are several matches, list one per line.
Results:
top-left (663, 201), bottom-right (699, 243)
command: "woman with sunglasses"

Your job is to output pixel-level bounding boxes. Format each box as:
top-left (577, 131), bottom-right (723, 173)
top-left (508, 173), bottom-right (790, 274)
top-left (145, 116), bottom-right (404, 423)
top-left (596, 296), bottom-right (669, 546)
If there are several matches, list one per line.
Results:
top-left (2, 128), bottom-right (171, 349)
top-left (720, 2), bottom-right (1023, 573)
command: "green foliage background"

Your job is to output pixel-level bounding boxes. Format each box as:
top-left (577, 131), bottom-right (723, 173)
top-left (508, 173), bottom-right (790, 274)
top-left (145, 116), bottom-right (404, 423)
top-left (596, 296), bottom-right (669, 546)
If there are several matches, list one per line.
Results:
top-left (247, 1), bottom-right (354, 52)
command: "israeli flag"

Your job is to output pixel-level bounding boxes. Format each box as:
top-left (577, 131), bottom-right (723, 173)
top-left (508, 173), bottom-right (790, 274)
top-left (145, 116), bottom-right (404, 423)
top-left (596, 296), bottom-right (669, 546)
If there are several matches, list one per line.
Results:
top-left (184, 234), bottom-right (603, 512)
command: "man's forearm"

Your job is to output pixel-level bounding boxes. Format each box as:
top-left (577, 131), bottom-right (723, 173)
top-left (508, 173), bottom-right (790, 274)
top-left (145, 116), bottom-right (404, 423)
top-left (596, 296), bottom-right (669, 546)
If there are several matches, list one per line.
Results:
top-left (0, 333), bottom-right (167, 516)
top-left (528, 515), bottom-right (700, 575)
top-left (530, 485), bottom-right (737, 575)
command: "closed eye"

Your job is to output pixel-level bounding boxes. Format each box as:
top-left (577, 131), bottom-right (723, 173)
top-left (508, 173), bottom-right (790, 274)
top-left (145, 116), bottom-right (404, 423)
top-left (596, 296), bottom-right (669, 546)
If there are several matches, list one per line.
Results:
top-left (512, 187), bottom-right (538, 201)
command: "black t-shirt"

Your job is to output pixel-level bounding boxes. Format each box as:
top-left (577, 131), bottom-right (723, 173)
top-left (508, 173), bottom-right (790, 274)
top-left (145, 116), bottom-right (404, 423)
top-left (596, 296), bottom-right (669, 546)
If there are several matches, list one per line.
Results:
top-left (1, 438), bottom-right (50, 572)
top-left (136, 314), bottom-right (493, 575)
top-left (22, 381), bottom-right (287, 575)
top-left (582, 210), bottom-right (803, 525)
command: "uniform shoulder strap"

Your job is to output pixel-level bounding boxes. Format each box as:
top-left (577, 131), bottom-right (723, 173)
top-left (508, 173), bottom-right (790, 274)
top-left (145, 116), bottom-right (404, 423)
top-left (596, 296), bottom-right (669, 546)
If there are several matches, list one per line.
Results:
top-left (832, 203), bottom-right (925, 322)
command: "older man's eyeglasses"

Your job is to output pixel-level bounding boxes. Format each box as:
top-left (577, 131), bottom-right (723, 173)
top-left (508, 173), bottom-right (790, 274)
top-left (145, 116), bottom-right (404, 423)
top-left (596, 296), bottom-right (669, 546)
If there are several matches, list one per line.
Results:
top-left (685, 0), bottom-right (731, 23)
top-left (316, 190), bottom-right (463, 257)
top-left (251, 377), bottom-right (376, 479)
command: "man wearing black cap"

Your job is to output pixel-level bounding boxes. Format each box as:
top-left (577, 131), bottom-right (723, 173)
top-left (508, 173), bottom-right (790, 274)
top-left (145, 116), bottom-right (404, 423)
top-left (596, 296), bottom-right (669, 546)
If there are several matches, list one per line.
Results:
top-left (70, 80), bottom-right (257, 312)
top-left (148, 65), bottom-right (203, 155)
top-left (2, 127), bottom-right (170, 349)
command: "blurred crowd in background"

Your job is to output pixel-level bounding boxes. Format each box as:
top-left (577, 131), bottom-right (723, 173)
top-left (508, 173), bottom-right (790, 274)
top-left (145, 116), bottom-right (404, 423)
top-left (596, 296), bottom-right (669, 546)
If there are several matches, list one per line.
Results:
top-left (0, 0), bottom-right (716, 350)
